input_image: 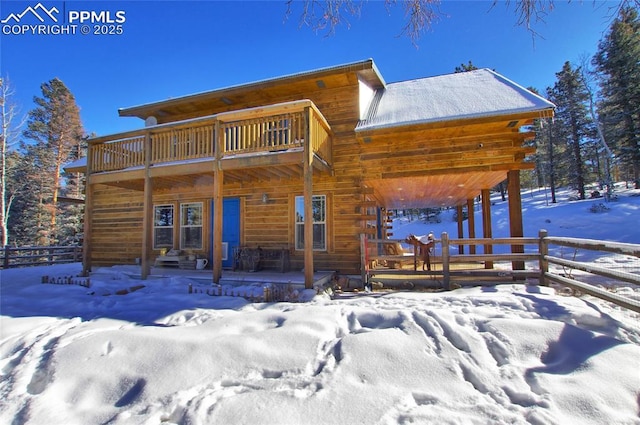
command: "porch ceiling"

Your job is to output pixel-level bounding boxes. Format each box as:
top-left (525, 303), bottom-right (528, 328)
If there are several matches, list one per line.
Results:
top-left (366, 171), bottom-right (509, 209)
top-left (93, 154), bottom-right (331, 191)
top-left (357, 111), bottom-right (545, 210)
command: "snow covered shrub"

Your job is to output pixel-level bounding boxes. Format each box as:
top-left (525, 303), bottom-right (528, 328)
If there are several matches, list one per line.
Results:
top-left (589, 203), bottom-right (610, 213)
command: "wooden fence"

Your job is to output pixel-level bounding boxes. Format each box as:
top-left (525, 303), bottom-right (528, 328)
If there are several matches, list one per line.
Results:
top-left (1, 245), bottom-right (82, 269)
top-left (363, 231), bottom-right (640, 313)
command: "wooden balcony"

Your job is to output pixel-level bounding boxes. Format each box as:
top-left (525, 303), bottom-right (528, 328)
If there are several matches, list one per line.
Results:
top-left (87, 100), bottom-right (332, 183)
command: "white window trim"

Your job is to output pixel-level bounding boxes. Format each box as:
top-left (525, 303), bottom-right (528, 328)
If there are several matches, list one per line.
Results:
top-left (295, 194), bottom-right (327, 251)
top-left (153, 204), bottom-right (174, 249)
top-left (180, 202), bottom-right (203, 250)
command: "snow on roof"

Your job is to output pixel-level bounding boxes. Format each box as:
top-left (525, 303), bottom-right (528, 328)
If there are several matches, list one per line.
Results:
top-left (356, 68), bottom-right (555, 132)
top-left (63, 156), bottom-right (87, 171)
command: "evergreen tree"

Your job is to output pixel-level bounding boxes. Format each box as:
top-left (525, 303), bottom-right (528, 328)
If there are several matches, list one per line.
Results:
top-left (57, 136), bottom-right (87, 243)
top-left (8, 143), bottom-right (53, 245)
top-left (21, 78), bottom-right (84, 245)
top-left (522, 86), bottom-right (549, 191)
top-left (454, 61), bottom-right (479, 73)
top-left (547, 62), bottom-right (596, 200)
top-left (531, 86), bottom-right (578, 203)
top-left (593, 6), bottom-right (640, 188)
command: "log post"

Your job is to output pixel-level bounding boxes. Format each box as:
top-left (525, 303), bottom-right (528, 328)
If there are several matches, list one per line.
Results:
top-left (3, 245), bottom-right (9, 269)
top-left (303, 107), bottom-right (314, 289)
top-left (456, 204), bottom-right (464, 254)
top-left (82, 143), bottom-right (94, 276)
top-left (481, 189), bottom-right (493, 269)
top-left (360, 234), bottom-right (367, 287)
top-left (467, 198), bottom-right (476, 254)
top-left (539, 229), bottom-right (549, 286)
top-left (508, 170), bottom-right (525, 271)
top-left (213, 120), bottom-right (224, 284)
top-left (141, 132), bottom-right (153, 280)
top-left (441, 232), bottom-right (450, 290)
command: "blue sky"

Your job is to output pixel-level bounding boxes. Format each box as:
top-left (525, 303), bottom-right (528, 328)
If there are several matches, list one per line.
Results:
top-left (0, 0), bottom-right (620, 137)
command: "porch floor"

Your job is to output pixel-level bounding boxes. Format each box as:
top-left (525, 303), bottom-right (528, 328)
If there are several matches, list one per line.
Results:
top-left (147, 266), bottom-right (336, 288)
top-left (368, 261), bottom-right (536, 289)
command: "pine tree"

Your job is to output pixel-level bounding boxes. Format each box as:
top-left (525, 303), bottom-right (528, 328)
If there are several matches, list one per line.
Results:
top-left (454, 61), bottom-right (479, 73)
top-left (522, 86), bottom-right (549, 191)
top-left (8, 143), bottom-right (53, 245)
top-left (57, 137), bottom-right (87, 243)
top-left (547, 62), bottom-right (596, 200)
top-left (530, 85), bottom-right (578, 204)
top-left (21, 78), bottom-right (84, 245)
top-left (593, 6), bottom-right (640, 188)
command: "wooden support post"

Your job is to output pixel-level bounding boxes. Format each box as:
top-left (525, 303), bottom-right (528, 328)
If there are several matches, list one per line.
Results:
top-left (481, 189), bottom-right (493, 269)
top-left (508, 170), bottom-right (525, 271)
top-left (441, 232), bottom-right (450, 290)
top-left (467, 198), bottom-right (476, 254)
top-left (456, 204), bottom-right (464, 254)
top-left (141, 132), bottom-right (153, 280)
top-left (213, 120), bottom-right (224, 284)
top-left (3, 245), bottom-right (9, 269)
top-left (303, 107), bottom-right (314, 289)
top-left (82, 145), bottom-right (94, 276)
top-left (360, 234), bottom-right (368, 287)
top-left (539, 229), bottom-right (549, 286)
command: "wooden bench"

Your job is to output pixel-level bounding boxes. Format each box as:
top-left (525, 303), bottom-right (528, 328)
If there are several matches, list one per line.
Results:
top-left (233, 247), bottom-right (291, 272)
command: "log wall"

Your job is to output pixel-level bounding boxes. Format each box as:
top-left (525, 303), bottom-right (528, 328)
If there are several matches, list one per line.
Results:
top-left (89, 83), bottom-right (368, 274)
top-left (90, 184), bottom-right (144, 265)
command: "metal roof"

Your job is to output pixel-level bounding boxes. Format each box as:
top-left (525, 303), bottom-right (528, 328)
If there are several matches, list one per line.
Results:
top-left (357, 68), bottom-right (555, 132)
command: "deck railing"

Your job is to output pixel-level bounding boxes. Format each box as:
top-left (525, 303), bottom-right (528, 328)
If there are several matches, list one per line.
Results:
top-left (310, 107), bottom-right (331, 162)
top-left (91, 135), bottom-right (145, 172)
top-left (151, 122), bottom-right (215, 164)
top-left (222, 111), bottom-right (305, 155)
top-left (88, 100), bottom-right (332, 174)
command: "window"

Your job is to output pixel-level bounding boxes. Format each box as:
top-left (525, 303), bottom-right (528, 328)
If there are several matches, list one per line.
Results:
top-left (180, 202), bottom-right (203, 250)
top-left (295, 195), bottom-right (326, 251)
top-left (154, 205), bottom-right (174, 249)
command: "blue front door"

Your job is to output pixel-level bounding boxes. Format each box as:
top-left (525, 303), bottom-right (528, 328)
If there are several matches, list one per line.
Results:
top-left (210, 198), bottom-right (240, 269)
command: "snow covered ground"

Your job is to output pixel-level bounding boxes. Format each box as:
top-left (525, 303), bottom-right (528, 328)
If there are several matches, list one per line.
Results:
top-left (1, 185), bottom-right (640, 424)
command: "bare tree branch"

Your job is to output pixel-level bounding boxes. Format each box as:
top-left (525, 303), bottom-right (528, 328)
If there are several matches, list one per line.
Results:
top-left (285, 0), bottom-right (640, 45)
top-left (396, 0), bottom-right (442, 46)
top-left (285, 0), bottom-right (363, 36)
top-left (498, 0), bottom-right (555, 31)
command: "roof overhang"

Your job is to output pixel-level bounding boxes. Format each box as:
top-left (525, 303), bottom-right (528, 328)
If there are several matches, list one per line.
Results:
top-left (358, 111), bottom-right (548, 209)
top-left (118, 59), bottom-right (386, 122)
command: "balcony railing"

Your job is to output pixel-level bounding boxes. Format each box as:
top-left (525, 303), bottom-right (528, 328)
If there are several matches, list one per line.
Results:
top-left (222, 111), bottom-right (305, 155)
top-left (151, 122), bottom-right (215, 164)
top-left (88, 100), bottom-right (332, 174)
top-left (91, 135), bottom-right (145, 173)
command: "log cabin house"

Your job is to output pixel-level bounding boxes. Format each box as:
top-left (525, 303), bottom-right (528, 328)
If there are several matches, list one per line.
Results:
top-left (69, 59), bottom-right (554, 288)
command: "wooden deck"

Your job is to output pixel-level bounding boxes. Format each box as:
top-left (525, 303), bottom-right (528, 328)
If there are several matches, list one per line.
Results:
top-left (368, 260), bottom-right (498, 289)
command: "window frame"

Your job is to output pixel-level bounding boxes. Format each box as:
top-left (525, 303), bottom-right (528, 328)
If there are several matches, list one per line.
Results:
top-left (180, 202), bottom-right (203, 250)
top-left (294, 194), bottom-right (327, 251)
top-left (153, 204), bottom-right (174, 249)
